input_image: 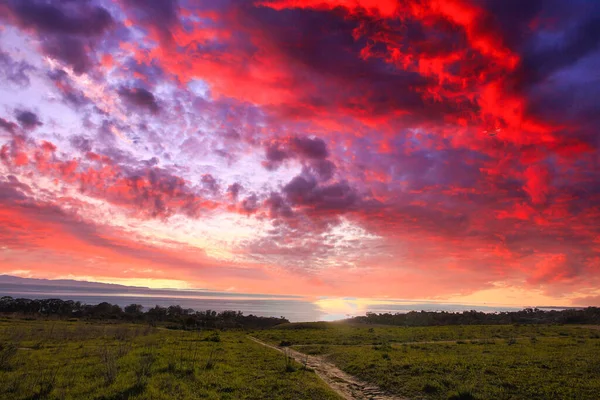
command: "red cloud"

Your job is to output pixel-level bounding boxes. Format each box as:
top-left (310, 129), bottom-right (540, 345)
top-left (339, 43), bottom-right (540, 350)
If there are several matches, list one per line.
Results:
top-left (523, 164), bottom-right (551, 205)
top-left (0, 0), bottom-right (599, 302)
top-left (1, 137), bottom-right (220, 219)
top-left (257, 0), bottom-right (398, 17)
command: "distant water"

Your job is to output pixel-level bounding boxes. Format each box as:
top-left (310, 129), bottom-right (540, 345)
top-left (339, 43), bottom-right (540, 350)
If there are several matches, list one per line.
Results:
top-left (1, 284), bottom-right (525, 322)
top-left (0, 284), bottom-right (321, 322)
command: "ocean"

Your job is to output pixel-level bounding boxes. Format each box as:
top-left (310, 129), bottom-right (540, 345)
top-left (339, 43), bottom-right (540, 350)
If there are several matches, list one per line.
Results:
top-left (0, 282), bottom-right (525, 322)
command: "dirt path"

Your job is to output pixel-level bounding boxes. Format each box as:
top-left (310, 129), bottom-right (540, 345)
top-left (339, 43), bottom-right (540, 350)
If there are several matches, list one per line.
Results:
top-left (248, 336), bottom-right (405, 400)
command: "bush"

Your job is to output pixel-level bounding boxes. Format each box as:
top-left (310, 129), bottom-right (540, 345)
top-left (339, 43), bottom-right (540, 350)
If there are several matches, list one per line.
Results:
top-left (530, 336), bottom-right (538, 344)
top-left (284, 349), bottom-right (296, 372)
top-left (202, 331), bottom-right (221, 342)
top-left (205, 348), bottom-right (217, 370)
top-left (423, 381), bottom-right (443, 393)
top-left (277, 322), bottom-right (329, 330)
top-left (100, 346), bottom-right (118, 386)
top-left (0, 343), bottom-right (18, 371)
top-left (448, 389), bottom-right (477, 400)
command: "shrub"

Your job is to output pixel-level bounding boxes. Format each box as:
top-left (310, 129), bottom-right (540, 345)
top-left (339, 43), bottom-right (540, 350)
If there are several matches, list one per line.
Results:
top-left (136, 352), bottom-right (155, 386)
top-left (277, 322), bottom-right (329, 330)
top-left (284, 349), bottom-right (296, 372)
top-left (205, 348), bottom-right (217, 370)
top-left (423, 381), bottom-right (443, 393)
top-left (448, 389), bottom-right (477, 400)
top-left (530, 336), bottom-right (538, 344)
top-left (100, 346), bottom-right (118, 386)
top-left (204, 331), bottom-right (221, 342)
top-left (0, 343), bottom-right (18, 370)
top-left (37, 367), bottom-right (60, 398)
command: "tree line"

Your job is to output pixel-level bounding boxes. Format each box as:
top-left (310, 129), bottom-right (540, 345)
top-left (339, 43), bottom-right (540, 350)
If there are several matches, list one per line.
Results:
top-left (348, 307), bottom-right (600, 326)
top-left (0, 296), bottom-right (289, 329)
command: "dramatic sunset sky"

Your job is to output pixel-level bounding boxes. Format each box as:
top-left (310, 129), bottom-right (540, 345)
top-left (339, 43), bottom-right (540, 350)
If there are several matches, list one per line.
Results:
top-left (0, 0), bottom-right (599, 307)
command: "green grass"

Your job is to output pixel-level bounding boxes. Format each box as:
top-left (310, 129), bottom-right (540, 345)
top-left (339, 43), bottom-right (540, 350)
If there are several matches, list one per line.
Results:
top-left (0, 318), bottom-right (341, 399)
top-left (3, 318), bottom-right (599, 400)
top-left (254, 322), bottom-right (600, 346)
top-left (254, 323), bottom-right (600, 400)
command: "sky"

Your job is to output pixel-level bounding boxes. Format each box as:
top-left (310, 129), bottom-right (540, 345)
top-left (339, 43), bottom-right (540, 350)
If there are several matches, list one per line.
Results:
top-left (0, 0), bottom-right (599, 308)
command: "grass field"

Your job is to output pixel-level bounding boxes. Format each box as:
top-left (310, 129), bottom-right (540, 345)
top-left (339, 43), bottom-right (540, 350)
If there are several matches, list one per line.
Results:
top-left (253, 322), bottom-right (600, 400)
top-left (2, 318), bottom-right (600, 400)
top-left (0, 318), bottom-right (341, 400)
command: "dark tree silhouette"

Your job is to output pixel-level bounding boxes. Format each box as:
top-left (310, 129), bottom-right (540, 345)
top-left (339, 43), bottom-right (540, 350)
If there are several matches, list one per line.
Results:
top-left (0, 296), bottom-right (288, 329)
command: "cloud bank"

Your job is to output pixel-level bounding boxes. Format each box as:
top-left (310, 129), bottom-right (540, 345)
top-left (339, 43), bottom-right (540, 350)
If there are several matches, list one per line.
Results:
top-left (0, 0), bottom-right (599, 305)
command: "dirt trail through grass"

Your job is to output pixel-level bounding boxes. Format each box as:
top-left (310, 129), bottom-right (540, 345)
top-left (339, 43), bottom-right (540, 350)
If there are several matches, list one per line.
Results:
top-left (249, 336), bottom-right (405, 400)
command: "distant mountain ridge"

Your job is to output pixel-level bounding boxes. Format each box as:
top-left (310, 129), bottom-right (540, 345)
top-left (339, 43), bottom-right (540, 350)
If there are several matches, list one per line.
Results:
top-left (0, 275), bottom-right (302, 299)
top-left (0, 275), bottom-right (141, 289)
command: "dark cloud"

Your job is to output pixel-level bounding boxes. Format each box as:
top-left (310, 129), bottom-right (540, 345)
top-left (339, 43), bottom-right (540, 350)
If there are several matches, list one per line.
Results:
top-left (241, 193), bottom-right (259, 214)
top-left (240, 3), bottom-right (428, 118)
top-left (308, 159), bottom-right (336, 181)
top-left (283, 174), bottom-right (359, 212)
top-left (264, 143), bottom-right (289, 163)
top-left (0, 51), bottom-right (36, 88)
top-left (519, 14), bottom-right (600, 86)
top-left (123, 0), bottom-right (179, 23)
top-left (290, 136), bottom-right (328, 159)
top-left (70, 135), bottom-right (93, 153)
top-left (2, 0), bottom-right (115, 74)
top-left (227, 183), bottom-right (242, 200)
top-left (121, 0), bottom-right (180, 43)
top-left (95, 120), bottom-right (118, 147)
top-left (8, 0), bottom-right (113, 36)
top-left (42, 36), bottom-right (93, 74)
top-left (0, 118), bottom-right (18, 134)
top-left (263, 141), bottom-right (292, 171)
top-left (0, 175), bottom-right (31, 202)
top-left (480, 0), bottom-right (544, 49)
top-left (262, 135), bottom-right (332, 170)
top-left (47, 69), bottom-right (91, 107)
top-left (142, 157), bottom-right (159, 167)
top-left (201, 174), bottom-right (219, 193)
top-left (265, 192), bottom-right (293, 219)
top-left (15, 110), bottom-right (42, 130)
top-left (283, 175), bottom-right (317, 204)
top-left (118, 87), bottom-right (160, 114)
top-left (121, 57), bottom-right (167, 86)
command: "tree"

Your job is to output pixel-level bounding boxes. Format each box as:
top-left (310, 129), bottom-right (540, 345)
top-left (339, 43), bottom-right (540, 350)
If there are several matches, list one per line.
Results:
top-left (124, 304), bottom-right (143, 314)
